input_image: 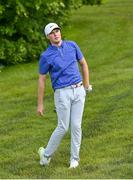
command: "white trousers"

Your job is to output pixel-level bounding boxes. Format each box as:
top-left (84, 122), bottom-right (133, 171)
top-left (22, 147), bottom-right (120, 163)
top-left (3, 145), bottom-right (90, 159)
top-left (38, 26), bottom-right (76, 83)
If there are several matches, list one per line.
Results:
top-left (44, 85), bottom-right (86, 161)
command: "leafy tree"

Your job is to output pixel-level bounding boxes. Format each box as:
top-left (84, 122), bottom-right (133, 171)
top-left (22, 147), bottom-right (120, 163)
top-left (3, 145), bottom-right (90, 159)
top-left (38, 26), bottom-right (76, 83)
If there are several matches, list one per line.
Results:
top-left (0, 0), bottom-right (69, 65)
top-left (82, 0), bottom-right (107, 5)
top-left (0, 0), bottom-right (107, 65)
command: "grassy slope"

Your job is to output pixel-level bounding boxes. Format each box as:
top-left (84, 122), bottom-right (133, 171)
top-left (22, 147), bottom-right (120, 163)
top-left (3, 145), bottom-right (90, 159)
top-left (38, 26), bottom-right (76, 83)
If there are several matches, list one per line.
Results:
top-left (0, 0), bottom-right (133, 178)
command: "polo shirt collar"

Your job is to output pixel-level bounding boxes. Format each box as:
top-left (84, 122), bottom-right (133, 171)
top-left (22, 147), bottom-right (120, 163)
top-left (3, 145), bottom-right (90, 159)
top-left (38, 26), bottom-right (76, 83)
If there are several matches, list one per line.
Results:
top-left (49, 40), bottom-right (64, 50)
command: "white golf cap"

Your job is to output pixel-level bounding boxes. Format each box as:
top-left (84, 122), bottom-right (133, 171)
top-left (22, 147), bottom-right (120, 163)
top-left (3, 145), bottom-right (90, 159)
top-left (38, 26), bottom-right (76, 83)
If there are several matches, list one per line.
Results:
top-left (44, 23), bottom-right (60, 36)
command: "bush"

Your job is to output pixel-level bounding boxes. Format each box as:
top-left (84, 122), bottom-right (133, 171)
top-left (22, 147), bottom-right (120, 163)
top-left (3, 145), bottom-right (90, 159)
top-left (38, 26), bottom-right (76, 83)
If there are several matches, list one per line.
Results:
top-left (0, 0), bottom-right (107, 65)
top-left (82, 0), bottom-right (107, 5)
top-left (0, 0), bottom-right (70, 65)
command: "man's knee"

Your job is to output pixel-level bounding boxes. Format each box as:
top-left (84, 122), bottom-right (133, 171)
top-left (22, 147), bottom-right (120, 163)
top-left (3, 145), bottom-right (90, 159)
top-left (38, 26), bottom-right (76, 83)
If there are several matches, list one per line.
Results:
top-left (57, 125), bottom-right (69, 135)
top-left (71, 123), bottom-right (81, 132)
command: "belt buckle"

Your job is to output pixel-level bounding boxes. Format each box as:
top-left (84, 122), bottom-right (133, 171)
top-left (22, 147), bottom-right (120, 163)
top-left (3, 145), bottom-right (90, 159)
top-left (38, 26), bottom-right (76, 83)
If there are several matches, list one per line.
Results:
top-left (71, 84), bottom-right (76, 88)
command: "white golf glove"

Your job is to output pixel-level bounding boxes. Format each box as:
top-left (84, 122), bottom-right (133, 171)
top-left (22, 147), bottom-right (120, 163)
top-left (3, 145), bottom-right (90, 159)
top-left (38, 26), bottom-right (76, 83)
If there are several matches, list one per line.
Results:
top-left (85, 85), bottom-right (92, 93)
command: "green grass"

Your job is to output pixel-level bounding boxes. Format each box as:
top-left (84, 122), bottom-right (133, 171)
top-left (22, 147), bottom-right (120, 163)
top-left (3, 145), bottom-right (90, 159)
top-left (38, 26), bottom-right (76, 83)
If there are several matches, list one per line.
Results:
top-left (0, 0), bottom-right (133, 178)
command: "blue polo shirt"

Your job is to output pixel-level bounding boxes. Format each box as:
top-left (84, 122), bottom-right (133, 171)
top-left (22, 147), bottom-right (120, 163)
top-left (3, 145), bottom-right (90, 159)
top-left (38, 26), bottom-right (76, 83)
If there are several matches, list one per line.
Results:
top-left (39, 40), bottom-right (83, 90)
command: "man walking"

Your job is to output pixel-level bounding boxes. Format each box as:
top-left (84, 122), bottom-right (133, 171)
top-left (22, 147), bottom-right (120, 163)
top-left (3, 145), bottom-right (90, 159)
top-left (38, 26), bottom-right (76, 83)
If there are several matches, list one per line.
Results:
top-left (37, 23), bottom-right (92, 168)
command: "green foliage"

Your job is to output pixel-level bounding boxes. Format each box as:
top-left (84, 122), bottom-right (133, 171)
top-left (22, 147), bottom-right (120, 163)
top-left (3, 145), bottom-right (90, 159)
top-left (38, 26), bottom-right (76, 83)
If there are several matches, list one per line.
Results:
top-left (82, 0), bottom-right (107, 5)
top-left (0, 0), bottom-right (70, 65)
top-left (63, 0), bottom-right (82, 9)
top-left (0, 0), bottom-right (107, 65)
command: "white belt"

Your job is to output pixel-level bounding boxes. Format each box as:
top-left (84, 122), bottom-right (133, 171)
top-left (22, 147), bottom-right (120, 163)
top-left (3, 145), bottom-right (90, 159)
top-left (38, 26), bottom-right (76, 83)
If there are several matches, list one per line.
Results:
top-left (70, 82), bottom-right (83, 88)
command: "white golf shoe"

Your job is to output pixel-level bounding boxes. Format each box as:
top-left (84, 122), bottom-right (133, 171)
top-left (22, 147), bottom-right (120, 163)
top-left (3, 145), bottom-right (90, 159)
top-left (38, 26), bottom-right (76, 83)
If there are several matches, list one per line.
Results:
top-left (38, 147), bottom-right (51, 166)
top-left (69, 159), bottom-right (79, 169)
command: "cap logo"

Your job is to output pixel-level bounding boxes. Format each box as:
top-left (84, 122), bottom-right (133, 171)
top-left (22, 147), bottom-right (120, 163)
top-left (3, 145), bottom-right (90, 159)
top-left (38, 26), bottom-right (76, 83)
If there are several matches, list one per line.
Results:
top-left (50, 25), bottom-right (54, 28)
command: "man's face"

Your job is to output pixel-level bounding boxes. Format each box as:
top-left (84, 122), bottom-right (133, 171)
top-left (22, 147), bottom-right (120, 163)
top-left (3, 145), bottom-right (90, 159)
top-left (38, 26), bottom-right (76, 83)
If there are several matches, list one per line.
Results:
top-left (47, 28), bottom-right (61, 44)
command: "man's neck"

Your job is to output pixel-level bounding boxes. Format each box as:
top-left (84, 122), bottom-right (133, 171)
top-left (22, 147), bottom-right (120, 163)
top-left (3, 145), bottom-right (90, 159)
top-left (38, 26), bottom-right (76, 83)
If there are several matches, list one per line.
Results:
top-left (51, 40), bottom-right (62, 47)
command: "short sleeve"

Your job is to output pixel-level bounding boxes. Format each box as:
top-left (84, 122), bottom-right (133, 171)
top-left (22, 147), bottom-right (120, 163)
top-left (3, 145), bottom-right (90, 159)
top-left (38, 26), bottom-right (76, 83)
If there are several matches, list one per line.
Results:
top-left (74, 42), bottom-right (84, 61)
top-left (39, 55), bottom-right (50, 75)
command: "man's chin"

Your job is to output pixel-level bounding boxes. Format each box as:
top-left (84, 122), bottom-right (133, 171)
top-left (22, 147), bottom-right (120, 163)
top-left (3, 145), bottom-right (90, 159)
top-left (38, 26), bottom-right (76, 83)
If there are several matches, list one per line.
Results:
top-left (54, 40), bottom-right (61, 44)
